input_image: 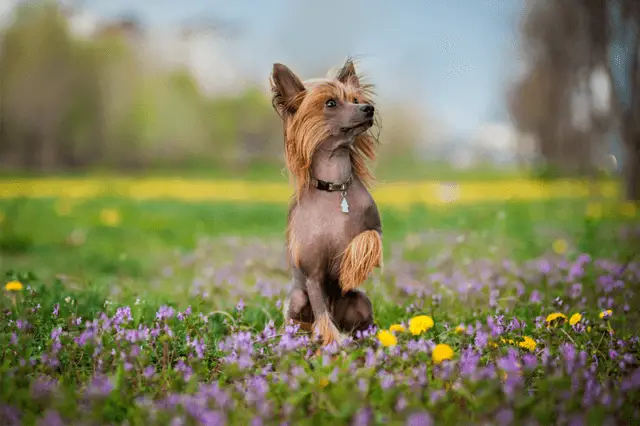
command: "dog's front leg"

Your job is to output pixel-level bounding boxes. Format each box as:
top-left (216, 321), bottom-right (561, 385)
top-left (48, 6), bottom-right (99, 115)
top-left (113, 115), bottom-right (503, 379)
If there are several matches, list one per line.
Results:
top-left (306, 274), bottom-right (342, 346)
top-left (283, 268), bottom-right (313, 332)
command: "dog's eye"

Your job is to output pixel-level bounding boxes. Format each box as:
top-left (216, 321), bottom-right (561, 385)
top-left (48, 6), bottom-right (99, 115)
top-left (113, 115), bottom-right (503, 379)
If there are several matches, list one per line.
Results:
top-left (353, 98), bottom-right (359, 104)
top-left (325, 99), bottom-right (337, 108)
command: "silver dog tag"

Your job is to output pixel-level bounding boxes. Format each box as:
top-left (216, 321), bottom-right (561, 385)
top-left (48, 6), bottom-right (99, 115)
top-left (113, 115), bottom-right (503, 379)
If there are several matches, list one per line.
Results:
top-left (340, 192), bottom-right (349, 213)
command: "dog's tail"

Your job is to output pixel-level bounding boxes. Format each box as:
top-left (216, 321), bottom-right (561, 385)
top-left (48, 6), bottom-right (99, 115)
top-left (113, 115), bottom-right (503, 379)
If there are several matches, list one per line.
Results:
top-left (339, 230), bottom-right (382, 293)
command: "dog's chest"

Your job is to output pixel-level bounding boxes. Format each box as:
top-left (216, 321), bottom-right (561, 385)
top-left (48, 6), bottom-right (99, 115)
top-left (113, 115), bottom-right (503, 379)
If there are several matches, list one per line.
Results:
top-left (292, 187), bottom-right (372, 248)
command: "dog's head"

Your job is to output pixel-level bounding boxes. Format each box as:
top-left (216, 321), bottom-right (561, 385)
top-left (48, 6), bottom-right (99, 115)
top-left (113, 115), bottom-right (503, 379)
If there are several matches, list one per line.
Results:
top-left (270, 58), bottom-right (379, 192)
top-left (271, 59), bottom-right (375, 138)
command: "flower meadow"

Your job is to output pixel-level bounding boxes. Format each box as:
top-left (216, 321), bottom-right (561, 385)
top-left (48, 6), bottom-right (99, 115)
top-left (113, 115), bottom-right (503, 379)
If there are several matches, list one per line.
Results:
top-left (1, 196), bottom-right (640, 425)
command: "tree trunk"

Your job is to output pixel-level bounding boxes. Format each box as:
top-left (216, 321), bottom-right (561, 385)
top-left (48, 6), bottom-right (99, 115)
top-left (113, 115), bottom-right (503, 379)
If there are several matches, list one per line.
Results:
top-left (23, 130), bottom-right (39, 170)
top-left (623, 130), bottom-right (640, 201)
top-left (39, 127), bottom-right (58, 171)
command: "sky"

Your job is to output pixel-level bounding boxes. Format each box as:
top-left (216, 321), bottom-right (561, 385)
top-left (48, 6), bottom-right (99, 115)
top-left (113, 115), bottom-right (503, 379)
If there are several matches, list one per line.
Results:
top-left (0, 0), bottom-right (527, 147)
top-left (77, 0), bottom-right (526, 142)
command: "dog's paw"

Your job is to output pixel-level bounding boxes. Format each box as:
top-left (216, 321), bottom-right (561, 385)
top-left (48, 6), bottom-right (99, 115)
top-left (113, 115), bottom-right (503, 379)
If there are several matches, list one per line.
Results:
top-left (313, 313), bottom-right (343, 346)
top-left (322, 324), bottom-right (343, 346)
top-left (323, 329), bottom-right (347, 347)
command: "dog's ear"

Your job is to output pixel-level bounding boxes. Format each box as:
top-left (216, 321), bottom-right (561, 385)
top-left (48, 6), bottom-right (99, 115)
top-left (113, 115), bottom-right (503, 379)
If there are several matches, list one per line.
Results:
top-left (336, 59), bottom-right (360, 88)
top-left (271, 63), bottom-right (306, 117)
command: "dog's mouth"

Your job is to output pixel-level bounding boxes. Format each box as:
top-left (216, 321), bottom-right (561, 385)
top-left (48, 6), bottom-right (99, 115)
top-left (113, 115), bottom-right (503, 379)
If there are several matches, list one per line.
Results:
top-left (340, 119), bottom-right (374, 134)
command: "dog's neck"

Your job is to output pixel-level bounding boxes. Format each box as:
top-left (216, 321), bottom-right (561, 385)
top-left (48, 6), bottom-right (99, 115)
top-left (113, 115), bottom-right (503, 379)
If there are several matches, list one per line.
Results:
top-left (310, 137), bottom-right (353, 184)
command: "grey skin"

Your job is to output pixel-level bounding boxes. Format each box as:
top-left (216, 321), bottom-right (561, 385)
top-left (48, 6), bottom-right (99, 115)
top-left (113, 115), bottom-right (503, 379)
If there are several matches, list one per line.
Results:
top-left (275, 66), bottom-right (382, 337)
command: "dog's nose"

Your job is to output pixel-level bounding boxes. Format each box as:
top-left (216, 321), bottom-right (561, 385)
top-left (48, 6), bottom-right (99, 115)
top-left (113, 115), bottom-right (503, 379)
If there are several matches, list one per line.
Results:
top-left (360, 104), bottom-right (375, 117)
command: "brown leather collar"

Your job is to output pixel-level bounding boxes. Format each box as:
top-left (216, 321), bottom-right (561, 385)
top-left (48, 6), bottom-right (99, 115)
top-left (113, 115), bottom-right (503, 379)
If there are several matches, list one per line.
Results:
top-left (311, 174), bottom-right (353, 192)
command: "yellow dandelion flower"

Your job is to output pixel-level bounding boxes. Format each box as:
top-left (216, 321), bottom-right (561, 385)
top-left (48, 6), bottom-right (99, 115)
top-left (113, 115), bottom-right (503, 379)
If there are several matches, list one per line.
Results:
top-left (586, 202), bottom-right (602, 219)
top-left (545, 312), bottom-right (567, 327)
top-left (587, 326), bottom-right (592, 333)
top-left (519, 336), bottom-right (537, 352)
top-left (552, 239), bottom-right (568, 255)
top-left (389, 324), bottom-right (406, 333)
top-left (620, 202), bottom-right (637, 218)
top-left (455, 324), bottom-right (465, 334)
top-left (599, 310), bottom-right (612, 320)
top-left (4, 280), bottom-right (23, 291)
top-left (377, 330), bottom-right (398, 347)
top-left (489, 341), bottom-right (498, 349)
top-left (408, 315), bottom-right (434, 336)
top-left (100, 208), bottom-right (121, 227)
top-left (569, 313), bottom-right (582, 326)
top-left (432, 344), bottom-right (454, 365)
top-left (318, 377), bottom-right (329, 388)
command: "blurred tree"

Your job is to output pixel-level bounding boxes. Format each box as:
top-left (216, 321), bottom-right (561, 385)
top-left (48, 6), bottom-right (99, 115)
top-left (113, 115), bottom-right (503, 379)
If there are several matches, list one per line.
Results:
top-left (509, 0), bottom-right (607, 177)
top-left (0, 1), bottom-right (142, 171)
top-left (206, 88), bottom-right (281, 170)
top-left (601, 0), bottom-right (640, 200)
top-left (0, 2), bottom-right (75, 170)
top-left (511, 0), bottom-right (640, 200)
top-left (0, 1), bottom-right (432, 177)
top-left (235, 87), bottom-right (282, 165)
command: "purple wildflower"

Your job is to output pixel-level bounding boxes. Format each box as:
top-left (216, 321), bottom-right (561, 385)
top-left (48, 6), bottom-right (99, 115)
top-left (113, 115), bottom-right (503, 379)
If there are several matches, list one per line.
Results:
top-left (560, 343), bottom-right (576, 373)
top-left (87, 375), bottom-right (113, 398)
top-left (570, 283), bottom-right (582, 299)
top-left (522, 354), bottom-right (537, 371)
top-left (529, 290), bottom-right (542, 304)
top-left (0, 405), bottom-right (21, 426)
top-left (460, 348), bottom-right (480, 379)
top-left (143, 366), bottom-right (155, 379)
top-left (495, 408), bottom-right (514, 425)
top-left (568, 415), bottom-right (584, 426)
top-left (30, 376), bottom-right (58, 399)
top-left (395, 395), bottom-right (408, 412)
top-left (406, 412), bottom-right (433, 426)
top-left (358, 378), bottom-right (369, 394)
top-left (487, 315), bottom-right (503, 337)
top-left (429, 390), bottom-right (445, 405)
top-left (175, 360), bottom-right (193, 382)
top-left (352, 407), bottom-right (372, 426)
top-left (474, 330), bottom-right (488, 349)
top-left (38, 410), bottom-right (64, 426)
top-left (114, 306), bottom-right (133, 324)
top-left (156, 305), bottom-right (175, 321)
top-left (379, 371), bottom-right (394, 390)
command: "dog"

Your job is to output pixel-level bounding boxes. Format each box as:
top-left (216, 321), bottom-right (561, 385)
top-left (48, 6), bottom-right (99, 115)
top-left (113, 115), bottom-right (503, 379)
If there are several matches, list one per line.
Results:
top-left (270, 58), bottom-right (383, 345)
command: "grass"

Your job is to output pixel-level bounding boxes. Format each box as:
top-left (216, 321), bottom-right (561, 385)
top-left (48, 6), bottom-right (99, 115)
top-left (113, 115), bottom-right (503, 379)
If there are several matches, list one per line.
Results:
top-left (0, 196), bottom-right (635, 292)
top-left (0, 185), bottom-right (639, 425)
top-left (0, 159), bottom-right (529, 182)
